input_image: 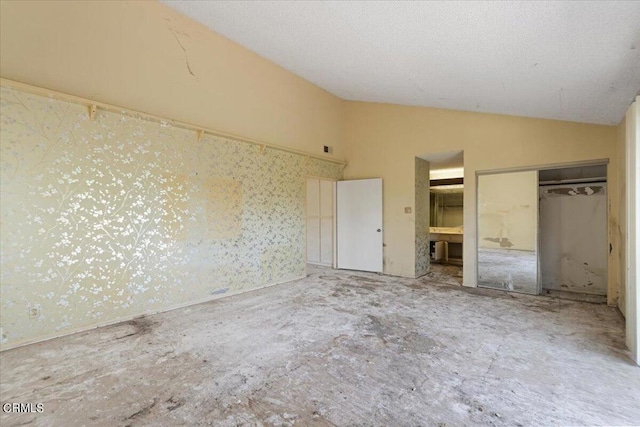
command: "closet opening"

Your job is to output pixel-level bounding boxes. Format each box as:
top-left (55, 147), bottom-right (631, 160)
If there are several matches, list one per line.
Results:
top-left (306, 177), bottom-right (336, 273)
top-left (539, 164), bottom-right (608, 303)
top-left (476, 162), bottom-right (608, 303)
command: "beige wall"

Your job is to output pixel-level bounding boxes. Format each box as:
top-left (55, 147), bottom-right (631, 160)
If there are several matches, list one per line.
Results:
top-left (0, 0), bottom-right (345, 159)
top-left (478, 171), bottom-right (538, 252)
top-left (618, 117), bottom-right (627, 316)
top-left (343, 101), bottom-right (620, 305)
top-left (621, 97), bottom-right (640, 363)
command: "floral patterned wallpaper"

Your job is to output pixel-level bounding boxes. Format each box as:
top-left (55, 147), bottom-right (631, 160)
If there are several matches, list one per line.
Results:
top-left (0, 86), bottom-right (343, 349)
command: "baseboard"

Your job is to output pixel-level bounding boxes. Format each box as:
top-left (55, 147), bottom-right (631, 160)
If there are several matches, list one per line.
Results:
top-left (0, 275), bottom-right (305, 352)
top-left (307, 262), bottom-right (332, 267)
top-left (543, 289), bottom-right (607, 304)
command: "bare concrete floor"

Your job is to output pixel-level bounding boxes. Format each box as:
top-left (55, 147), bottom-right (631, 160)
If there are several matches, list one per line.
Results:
top-left (1, 266), bottom-right (638, 426)
top-left (423, 263), bottom-right (463, 286)
top-left (478, 248), bottom-right (537, 294)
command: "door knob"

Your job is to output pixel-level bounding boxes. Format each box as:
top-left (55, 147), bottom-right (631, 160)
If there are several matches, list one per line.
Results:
top-left (377, 229), bottom-right (381, 232)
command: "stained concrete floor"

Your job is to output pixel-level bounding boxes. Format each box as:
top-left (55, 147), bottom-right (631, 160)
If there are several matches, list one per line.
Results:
top-left (478, 248), bottom-right (537, 294)
top-left (423, 263), bottom-right (463, 286)
top-left (1, 266), bottom-right (639, 426)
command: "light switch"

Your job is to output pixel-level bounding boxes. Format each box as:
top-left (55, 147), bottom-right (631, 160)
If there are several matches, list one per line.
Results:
top-left (404, 207), bottom-right (412, 214)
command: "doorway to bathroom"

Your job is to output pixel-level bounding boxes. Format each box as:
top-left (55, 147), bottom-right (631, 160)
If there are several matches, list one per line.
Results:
top-left (420, 151), bottom-right (464, 285)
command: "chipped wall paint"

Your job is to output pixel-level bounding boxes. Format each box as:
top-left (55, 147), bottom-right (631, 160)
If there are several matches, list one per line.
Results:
top-left (617, 118), bottom-right (627, 315)
top-left (0, 86), bottom-right (343, 350)
top-left (543, 185), bottom-right (604, 196)
top-left (539, 184), bottom-right (608, 295)
top-left (0, 1), bottom-right (346, 159)
top-left (477, 171), bottom-right (538, 252)
top-left (343, 102), bottom-right (619, 302)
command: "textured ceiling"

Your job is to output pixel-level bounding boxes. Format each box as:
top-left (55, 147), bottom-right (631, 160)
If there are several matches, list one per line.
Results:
top-left (162, 1), bottom-right (640, 125)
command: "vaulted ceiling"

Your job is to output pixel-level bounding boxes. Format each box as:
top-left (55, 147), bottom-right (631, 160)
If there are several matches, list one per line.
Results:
top-left (163, 1), bottom-right (640, 125)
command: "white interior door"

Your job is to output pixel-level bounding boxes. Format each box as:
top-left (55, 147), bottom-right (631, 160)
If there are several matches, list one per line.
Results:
top-left (336, 178), bottom-right (383, 272)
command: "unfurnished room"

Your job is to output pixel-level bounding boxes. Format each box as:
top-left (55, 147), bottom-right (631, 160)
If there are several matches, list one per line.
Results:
top-left (1, 1), bottom-right (639, 426)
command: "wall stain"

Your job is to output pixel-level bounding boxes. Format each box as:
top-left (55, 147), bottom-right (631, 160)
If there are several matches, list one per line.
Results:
top-left (543, 185), bottom-right (603, 196)
top-left (483, 237), bottom-right (514, 248)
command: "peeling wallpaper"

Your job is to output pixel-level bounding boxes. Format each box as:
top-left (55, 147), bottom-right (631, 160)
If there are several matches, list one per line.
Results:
top-left (539, 185), bottom-right (607, 295)
top-left (0, 86), bottom-right (343, 349)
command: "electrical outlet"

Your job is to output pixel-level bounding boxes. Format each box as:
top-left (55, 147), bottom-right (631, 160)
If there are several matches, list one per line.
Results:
top-left (28, 304), bottom-right (41, 319)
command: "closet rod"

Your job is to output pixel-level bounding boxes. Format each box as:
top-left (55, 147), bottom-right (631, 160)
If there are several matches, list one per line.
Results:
top-left (0, 78), bottom-right (348, 166)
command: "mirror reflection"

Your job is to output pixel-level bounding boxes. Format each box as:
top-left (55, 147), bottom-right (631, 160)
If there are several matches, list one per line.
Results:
top-left (429, 185), bottom-right (463, 265)
top-left (477, 171), bottom-right (538, 294)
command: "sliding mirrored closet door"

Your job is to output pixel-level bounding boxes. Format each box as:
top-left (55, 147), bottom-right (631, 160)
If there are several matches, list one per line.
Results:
top-left (477, 171), bottom-right (538, 294)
